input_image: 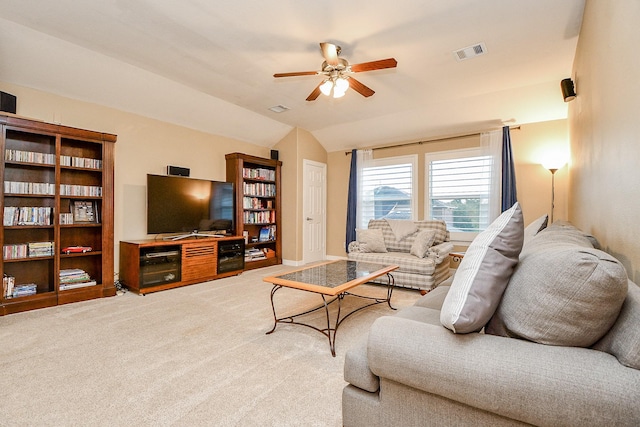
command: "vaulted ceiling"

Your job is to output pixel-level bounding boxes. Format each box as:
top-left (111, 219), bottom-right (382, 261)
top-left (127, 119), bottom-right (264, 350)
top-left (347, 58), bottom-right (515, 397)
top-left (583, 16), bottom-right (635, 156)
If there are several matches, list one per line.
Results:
top-left (0, 0), bottom-right (585, 152)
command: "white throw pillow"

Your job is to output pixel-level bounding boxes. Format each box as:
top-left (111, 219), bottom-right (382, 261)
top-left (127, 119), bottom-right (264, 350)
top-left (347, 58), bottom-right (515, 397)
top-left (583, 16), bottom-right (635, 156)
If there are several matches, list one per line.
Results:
top-left (410, 230), bottom-right (436, 258)
top-left (440, 202), bottom-right (524, 333)
top-left (355, 228), bottom-right (388, 253)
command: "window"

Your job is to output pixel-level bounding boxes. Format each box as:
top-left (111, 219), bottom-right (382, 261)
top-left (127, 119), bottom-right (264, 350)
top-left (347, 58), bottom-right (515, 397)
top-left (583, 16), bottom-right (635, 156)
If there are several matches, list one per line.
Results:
top-left (425, 148), bottom-right (495, 240)
top-left (358, 155), bottom-right (417, 228)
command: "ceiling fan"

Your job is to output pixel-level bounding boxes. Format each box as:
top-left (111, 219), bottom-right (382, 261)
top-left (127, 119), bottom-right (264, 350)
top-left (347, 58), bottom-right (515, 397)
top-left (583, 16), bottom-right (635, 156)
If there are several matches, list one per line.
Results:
top-left (273, 42), bottom-right (397, 101)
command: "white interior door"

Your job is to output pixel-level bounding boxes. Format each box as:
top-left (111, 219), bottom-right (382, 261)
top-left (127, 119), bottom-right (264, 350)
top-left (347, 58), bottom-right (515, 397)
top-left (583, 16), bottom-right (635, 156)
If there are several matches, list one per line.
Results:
top-left (303, 160), bottom-right (326, 264)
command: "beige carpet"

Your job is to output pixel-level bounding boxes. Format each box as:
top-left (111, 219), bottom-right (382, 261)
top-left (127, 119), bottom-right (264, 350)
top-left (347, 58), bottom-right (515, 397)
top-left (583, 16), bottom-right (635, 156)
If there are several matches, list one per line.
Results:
top-left (0, 264), bottom-right (421, 426)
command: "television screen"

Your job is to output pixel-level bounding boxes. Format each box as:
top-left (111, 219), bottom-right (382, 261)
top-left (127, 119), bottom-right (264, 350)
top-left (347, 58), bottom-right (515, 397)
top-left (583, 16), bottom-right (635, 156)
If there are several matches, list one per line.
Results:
top-left (147, 174), bottom-right (234, 236)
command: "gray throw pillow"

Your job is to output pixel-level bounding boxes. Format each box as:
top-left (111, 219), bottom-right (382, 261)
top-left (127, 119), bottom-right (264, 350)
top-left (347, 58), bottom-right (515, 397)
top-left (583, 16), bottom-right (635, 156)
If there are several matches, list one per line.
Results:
top-left (592, 281), bottom-right (640, 369)
top-left (356, 228), bottom-right (387, 253)
top-left (440, 202), bottom-right (524, 334)
top-left (410, 230), bottom-right (436, 258)
top-left (486, 246), bottom-right (628, 347)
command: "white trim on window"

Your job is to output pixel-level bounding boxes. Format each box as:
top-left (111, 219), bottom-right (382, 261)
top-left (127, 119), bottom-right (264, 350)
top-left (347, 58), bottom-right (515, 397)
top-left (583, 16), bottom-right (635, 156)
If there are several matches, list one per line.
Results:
top-left (358, 154), bottom-right (418, 228)
top-left (425, 148), bottom-right (494, 242)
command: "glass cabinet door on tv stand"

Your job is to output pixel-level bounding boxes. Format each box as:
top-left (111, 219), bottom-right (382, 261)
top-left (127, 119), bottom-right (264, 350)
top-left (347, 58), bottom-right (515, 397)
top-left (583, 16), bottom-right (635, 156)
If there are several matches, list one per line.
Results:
top-left (225, 152), bottom-right (282, 271)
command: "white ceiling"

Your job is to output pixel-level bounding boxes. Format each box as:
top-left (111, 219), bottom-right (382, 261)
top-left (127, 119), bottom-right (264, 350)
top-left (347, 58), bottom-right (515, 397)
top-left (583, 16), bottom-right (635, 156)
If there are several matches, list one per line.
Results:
top-left (0, 0), bottom-right (585, 153)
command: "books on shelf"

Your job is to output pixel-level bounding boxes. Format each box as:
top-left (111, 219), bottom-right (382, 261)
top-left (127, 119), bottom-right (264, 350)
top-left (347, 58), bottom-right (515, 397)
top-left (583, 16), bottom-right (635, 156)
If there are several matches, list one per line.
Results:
top-left (3, 241), bottom-right (54, 260)
top-left (27, 241), bottom-right (54, 257)
top-left (11, 283), bottom-right (37, 297)
top-left (59, 268), bottom-right (97, 291)
top-left (3, 244), bottom-right (27, 260)
top-left (59, 184), bottom-right (102, 197)
top-left (2, 275), bottom-right (37, 298)
top-left (60, 155), bottom-right (101, 169)
top-left (243, 182), bottom-right (276, 197)
top-left (59, 213), bottom-right (74, 224)
top-left (4, 181), bottom-right (55, 195)
top-left (5, 149), bottom-right (55, 165)
top-left (3, 206), bottom-right (53, 226)
top-left (242, 167), bottom-right (275, 181)
top-left (245, 248), bottom-right (266, 262)
top-left (243, 210), bottom-right (276, 224)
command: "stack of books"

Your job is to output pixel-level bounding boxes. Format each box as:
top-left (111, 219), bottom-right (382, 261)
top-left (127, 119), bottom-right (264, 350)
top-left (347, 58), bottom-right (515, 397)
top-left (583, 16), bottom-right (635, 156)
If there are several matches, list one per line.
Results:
top-left (27, 241), bottom-right (54, 257)
top-left (11, 283), bottom-right (37, 298)
top-left (245, 248), bottom-right (266, 262)
top-left (59, 269), bottom-right (97, 291)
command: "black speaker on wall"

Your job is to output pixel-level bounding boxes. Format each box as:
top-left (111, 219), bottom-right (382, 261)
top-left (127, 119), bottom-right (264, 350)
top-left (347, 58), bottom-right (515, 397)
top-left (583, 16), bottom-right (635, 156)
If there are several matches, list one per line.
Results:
top-left (270, 150), bottom-right (279, 160)
top-left (0, 91), bottom-right (17, 114)
top-left (560, 78), bottom-right (576, 102)
top-left (167, 165), bottom-right (190, 177)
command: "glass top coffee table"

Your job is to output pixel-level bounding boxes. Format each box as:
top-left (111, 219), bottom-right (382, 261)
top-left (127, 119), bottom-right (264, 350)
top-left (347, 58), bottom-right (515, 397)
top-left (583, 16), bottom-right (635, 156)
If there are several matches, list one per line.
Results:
top-left (263, 260), bottom-right (399, 356)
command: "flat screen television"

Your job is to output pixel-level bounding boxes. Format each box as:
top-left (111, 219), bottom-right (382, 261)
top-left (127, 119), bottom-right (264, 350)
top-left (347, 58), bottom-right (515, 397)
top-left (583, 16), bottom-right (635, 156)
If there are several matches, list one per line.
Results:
top-left (147, 174), bottom-right (235, 239)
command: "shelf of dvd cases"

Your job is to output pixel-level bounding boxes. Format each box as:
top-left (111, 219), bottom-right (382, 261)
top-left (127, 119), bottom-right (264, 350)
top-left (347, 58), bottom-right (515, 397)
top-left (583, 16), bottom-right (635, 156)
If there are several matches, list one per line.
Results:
top-left (1, 113), bottom-right (116, 315)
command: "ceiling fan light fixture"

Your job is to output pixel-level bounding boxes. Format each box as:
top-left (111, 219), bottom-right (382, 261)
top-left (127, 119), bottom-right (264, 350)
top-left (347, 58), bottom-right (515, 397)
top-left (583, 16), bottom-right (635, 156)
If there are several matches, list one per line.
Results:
top-left (332, 88), bottom-right (346, 98)
top-left (334, 77), bottom-right (349, 92)
top-left (319, 79), bottom-right (333, 96)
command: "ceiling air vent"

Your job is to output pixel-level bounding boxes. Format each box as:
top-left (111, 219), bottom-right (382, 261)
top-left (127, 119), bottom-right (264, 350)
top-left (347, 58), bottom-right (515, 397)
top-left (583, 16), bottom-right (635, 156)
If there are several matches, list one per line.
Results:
top-left (453, 42), bottom-right (487, 61)
top-left (268, 104), bottom-right (290, 113)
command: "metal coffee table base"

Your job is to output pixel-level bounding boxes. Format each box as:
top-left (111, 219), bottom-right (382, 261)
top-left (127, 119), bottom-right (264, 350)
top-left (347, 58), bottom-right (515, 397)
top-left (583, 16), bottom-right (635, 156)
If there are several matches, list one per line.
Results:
top-left (266, 273), bottom-right (395, 357)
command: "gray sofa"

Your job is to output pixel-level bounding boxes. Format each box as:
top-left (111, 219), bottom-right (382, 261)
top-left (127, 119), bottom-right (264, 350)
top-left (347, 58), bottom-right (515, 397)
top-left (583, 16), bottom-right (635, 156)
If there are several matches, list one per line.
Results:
top-left (343, 221), bottom-right (640, 426)
top-left (348, 219), bottom-right (453, 292)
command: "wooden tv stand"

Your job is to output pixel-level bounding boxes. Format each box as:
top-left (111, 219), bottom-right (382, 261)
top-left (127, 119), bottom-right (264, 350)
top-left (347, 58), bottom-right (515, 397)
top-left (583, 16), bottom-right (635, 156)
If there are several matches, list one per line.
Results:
top-left (119, 236), bottom-right (244, 294)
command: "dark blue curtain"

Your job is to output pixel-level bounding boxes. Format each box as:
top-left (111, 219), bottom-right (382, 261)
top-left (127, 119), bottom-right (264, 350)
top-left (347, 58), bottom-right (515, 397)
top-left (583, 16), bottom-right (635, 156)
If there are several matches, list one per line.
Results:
top-left (501, 126), bottom-right (517, 211)
top-left (345, 149), bottom-right (358, 251)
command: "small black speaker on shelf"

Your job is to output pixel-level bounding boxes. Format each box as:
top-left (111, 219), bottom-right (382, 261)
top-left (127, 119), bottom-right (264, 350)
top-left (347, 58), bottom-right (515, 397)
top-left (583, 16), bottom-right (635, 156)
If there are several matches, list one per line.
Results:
top-left (270, 150), bottom-right (279, 160)
top-left (167, 165), bottom-right (190, 177)
top-left (0, 91), bottom-right (17, 114)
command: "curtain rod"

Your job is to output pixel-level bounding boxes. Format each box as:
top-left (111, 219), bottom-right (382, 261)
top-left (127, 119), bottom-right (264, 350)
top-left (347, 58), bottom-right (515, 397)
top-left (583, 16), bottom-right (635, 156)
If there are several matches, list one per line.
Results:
top-left (344, 125), bottom-right (521, 155)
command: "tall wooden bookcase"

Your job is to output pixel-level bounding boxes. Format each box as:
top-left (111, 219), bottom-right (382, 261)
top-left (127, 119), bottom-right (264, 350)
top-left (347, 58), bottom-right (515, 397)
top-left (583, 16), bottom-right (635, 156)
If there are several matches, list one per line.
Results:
top-left (0, 114), bottom-right (116, 315)
top-left (225, 153), bottom-right (282, 270)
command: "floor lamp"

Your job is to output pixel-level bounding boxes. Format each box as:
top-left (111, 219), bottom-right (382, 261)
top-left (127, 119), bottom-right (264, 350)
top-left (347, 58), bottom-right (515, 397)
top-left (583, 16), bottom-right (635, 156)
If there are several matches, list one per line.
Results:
top-left (547, 167), bottom-right (558, 223)
top-left (542, 162), bottom-right (565, 223)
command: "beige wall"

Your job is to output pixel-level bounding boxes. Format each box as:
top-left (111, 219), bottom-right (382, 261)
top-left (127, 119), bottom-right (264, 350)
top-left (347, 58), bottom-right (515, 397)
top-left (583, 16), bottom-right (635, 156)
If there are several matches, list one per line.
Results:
top-left (0, 82), bottom-right (270, 273)
top-left (569, 0), bottom-right (640, 281)
top-left (273, 128), bottom-right (327, 263)
top-left (326, 121), bottom-right (570, 258)
top-left (1, 82), bottom-right (574, 272)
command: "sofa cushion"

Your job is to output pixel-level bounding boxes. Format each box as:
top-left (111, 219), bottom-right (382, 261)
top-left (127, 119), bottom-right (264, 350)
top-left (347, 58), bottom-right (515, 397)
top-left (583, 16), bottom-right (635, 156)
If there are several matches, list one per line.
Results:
top-left (440, 202), bottom-right (524, 334)
top-left (348, 251), bottom-right (435, 275)
top-left (414, 285), bottom-right (450, 310)
top-left (356, 228), bottom-right (387, 253)
top-left (486, 245), bottom-right (628, 347)
top-left (592, 281), bottom-right (640, 369)
top-left (521, 221), bottom-right (593, 257)
top-left (410, 230), bottom-right (436, 258)
top-left (367, 219), bottom-right (449, 252)
top-left (344, 334), bottom-right (379, 393)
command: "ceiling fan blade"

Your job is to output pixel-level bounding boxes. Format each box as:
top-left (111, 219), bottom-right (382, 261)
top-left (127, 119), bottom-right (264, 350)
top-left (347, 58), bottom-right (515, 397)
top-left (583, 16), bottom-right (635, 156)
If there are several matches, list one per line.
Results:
top-left (320, 42), bottom-right (339, 66)
top-left (306, 83), bottom-right (322, 101)
top-left (350, 58), bottom-right (398, 73)
top-left (273, 71), bottom-right (318, 78)
top-left (348, 77), bottom-right (375, 97)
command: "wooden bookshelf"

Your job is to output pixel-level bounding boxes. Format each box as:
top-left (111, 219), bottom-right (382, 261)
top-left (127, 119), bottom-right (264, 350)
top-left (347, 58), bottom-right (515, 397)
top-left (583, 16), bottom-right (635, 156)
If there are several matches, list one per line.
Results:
top-left (225, 153), bottom-right (282, 270)
top-left (0, 113), bottom-right (116, 315)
